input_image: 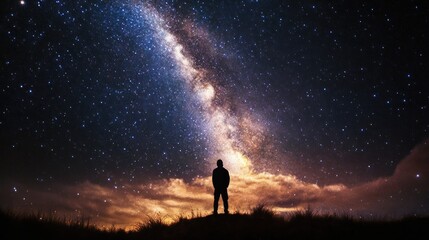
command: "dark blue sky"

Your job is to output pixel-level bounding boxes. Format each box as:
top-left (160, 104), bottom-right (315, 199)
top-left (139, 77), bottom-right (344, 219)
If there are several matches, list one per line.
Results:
top-left (1, 0), bottom-right (428, 190)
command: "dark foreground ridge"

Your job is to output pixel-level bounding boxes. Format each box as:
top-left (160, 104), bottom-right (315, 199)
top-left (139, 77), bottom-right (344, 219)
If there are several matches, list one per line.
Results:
top-left (1, 207), bottom-right (429, 240)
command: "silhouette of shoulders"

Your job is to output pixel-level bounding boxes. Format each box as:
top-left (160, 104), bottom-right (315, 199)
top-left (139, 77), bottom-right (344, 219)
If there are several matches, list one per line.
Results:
top-left (212, 167), bottom-right (230, 189)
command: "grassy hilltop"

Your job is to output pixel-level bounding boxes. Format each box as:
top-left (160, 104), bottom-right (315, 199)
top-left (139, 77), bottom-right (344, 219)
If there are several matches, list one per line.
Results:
top-left (1, 206), bottom-right (428, 240)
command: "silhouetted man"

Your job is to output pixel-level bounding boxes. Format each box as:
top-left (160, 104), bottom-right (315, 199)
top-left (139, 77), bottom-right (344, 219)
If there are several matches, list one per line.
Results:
top-left (212, 159), bottom-right (230, 214)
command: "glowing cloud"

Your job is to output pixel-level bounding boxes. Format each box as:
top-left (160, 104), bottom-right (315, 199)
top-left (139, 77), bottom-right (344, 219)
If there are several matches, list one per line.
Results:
top-left (3, 140), bottom-right (427, 229)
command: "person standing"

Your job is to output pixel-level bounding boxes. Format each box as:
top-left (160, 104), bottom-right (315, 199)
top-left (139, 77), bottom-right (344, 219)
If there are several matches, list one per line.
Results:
top-left (212, 159), bottom-right (230, 214)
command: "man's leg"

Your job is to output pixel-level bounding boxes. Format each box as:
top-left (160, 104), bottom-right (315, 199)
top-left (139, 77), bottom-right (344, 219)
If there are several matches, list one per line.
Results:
top-left (221, 189), bottom-right (229, 214)
top-left (213, 189), bottom-right (220, 214)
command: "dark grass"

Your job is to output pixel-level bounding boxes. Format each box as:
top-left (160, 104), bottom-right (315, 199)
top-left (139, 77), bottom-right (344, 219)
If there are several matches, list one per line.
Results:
top-left (0, 210), bottom-right (126, 240)
top-left (1, 206), bottom-right (429, 240)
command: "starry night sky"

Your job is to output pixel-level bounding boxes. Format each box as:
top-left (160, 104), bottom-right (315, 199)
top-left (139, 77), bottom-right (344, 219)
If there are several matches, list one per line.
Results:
top-left (1, 0), bottom-right (428, 227)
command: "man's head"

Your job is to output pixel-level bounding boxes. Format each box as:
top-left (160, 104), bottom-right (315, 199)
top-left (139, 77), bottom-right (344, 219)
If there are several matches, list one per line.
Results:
top-left (217, 159), bottom-right (223, 167)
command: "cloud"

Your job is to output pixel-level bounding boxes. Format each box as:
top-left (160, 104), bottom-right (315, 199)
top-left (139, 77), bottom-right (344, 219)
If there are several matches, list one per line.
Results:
top-left (0, 173), bottom-right (344, 229)
top-left (1, 140), bottom-right (428, 229)
top-left (328, 139), bottom-right (429, 216)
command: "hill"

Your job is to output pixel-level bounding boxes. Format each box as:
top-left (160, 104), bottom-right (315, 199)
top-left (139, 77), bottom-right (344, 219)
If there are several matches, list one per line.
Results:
top-left (1, 206), bottom-right (428, 240)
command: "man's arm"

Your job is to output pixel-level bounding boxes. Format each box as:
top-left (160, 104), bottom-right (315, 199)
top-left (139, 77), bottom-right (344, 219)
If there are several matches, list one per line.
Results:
top-left (226, 170), bottom-right (230, 188)
top-left (212, 169), bottom-right (216, 188)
